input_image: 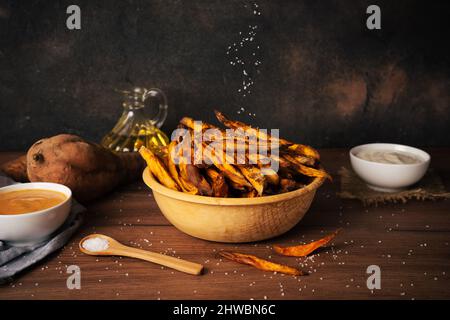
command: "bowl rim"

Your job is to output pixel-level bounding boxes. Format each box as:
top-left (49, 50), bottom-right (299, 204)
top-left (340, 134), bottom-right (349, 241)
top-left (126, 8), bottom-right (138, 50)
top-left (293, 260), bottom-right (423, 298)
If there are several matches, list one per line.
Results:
top-left (349, 143), bottom-right (431, 168)
top-left (142, 167), bottom-right (325, 206)
top-left (0, 182), bottom-right (72, 218)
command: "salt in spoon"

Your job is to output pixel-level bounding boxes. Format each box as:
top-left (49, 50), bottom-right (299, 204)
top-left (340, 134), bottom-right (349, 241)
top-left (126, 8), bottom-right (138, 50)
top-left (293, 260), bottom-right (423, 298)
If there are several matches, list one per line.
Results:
top-left (79, 234), bottom-right (203, 275)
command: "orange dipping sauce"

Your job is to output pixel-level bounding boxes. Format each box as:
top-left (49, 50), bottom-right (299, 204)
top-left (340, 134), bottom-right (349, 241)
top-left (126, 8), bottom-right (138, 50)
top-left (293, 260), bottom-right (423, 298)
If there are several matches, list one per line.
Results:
top-left (0, 189), bottom-right (67, 215)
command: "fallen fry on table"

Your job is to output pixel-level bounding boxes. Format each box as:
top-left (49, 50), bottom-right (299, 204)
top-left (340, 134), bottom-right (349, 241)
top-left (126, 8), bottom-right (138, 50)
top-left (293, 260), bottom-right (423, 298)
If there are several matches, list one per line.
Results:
top-left (273, 229), bottom-right (342, 257)
top-left (219, 251), bottom-right (306, 276)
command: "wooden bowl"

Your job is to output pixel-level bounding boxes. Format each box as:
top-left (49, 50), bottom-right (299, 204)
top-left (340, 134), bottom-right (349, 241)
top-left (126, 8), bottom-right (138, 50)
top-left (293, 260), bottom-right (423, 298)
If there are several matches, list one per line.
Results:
top-left (142, 167), bottom-right (325, 243)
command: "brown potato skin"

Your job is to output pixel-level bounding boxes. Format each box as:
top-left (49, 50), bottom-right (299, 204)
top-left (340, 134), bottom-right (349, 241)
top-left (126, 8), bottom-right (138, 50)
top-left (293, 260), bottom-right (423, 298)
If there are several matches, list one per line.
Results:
top-left (27, 134), bottom-right (144, 203)
top-left (0, 155), bottom-right (28, 182)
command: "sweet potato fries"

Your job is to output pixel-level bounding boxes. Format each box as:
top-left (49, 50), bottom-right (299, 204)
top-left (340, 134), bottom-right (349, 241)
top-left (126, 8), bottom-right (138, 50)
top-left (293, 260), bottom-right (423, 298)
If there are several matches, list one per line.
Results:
top-left (139, 111), bottom-right (329, 197)
top-left (219, 252), bottom-right (306, 276)
top-left (218, 229), bottom-right (341, 276)
top-left (273, 229), bottom-right (342, 257)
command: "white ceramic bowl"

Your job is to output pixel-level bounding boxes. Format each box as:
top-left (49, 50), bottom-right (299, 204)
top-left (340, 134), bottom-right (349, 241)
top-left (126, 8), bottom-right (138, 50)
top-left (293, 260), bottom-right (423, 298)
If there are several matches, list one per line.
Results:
top-left (350, 143), bottom-right (430, 192)
top-left (0, 182), bottom-right (72, 246)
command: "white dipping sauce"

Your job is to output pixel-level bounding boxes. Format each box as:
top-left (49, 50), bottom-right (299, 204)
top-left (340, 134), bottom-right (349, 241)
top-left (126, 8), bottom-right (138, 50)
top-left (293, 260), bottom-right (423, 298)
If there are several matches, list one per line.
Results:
top-left (356, 149), bottom-right (423, 165)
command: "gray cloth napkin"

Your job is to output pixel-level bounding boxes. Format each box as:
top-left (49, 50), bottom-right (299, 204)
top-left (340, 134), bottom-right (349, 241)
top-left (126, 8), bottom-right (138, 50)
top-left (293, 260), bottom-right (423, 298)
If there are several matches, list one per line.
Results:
top-left (0, 175), bottom-right (84, 283)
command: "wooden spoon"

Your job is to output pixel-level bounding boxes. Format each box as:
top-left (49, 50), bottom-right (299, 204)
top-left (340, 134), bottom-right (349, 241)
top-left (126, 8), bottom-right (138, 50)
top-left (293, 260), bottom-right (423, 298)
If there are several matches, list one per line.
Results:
top-left (79, 234), bottom-right (203, 276)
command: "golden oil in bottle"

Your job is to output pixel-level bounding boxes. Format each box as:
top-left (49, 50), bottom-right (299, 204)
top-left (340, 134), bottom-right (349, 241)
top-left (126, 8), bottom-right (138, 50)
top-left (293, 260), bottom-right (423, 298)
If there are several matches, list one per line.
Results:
top-left (101, 87), bottom-right (169, 154)
top-left (102, 127), bottom-right (168, 153)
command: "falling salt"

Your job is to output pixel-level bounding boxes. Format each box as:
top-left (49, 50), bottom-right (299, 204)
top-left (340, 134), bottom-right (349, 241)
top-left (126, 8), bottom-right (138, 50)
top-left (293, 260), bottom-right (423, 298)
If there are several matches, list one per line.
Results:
top-left (226, 2), bottom-right (262, 112)
top-left (82, 237), bottom-right (109, 252)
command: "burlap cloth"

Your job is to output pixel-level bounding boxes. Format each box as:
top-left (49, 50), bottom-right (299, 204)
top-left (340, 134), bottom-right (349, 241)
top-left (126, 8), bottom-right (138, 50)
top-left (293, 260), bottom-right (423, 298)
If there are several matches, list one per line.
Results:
top-left (338, 167), bottom-right (450, 206)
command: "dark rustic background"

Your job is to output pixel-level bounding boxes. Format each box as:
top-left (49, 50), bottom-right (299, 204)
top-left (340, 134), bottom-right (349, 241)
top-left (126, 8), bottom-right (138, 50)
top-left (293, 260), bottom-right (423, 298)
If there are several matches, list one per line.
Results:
top-left (0, 0), bottom-right (449, 150)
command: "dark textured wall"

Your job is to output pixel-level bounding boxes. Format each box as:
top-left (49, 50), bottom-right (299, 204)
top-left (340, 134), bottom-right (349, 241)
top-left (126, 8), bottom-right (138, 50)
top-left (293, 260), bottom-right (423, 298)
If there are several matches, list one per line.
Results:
top-left (0, 0), bottom-right (449, 150)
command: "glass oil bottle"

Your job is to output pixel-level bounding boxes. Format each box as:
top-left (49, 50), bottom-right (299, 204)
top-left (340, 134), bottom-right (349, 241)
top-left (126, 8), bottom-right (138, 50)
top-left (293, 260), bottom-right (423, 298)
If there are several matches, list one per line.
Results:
top-left (101, 87), bottom-right (169, 154)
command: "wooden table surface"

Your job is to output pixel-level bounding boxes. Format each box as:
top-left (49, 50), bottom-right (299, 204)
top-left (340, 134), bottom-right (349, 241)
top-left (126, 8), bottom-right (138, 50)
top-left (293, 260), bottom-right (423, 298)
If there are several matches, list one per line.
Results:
top-left (0, 149), bottom-right (449, 300)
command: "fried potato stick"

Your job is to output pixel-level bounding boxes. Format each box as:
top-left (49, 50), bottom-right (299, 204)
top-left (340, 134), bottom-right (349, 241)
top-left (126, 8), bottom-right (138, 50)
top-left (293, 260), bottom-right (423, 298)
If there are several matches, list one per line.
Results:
top-left (228, 180), bottom-right (247, 191)
top-left (248, 152), bottom-right (291, 169)
top-left (279, 178), bottom-right (297, 193)
top-left (215, 110), bottom-right (320, 161)
top-left (219, 252), bottom-right (306, 276)
top-left (172, 131), bottom-right (211, 195)
top-left (242, 189), bottom-right (258, 198)
top-left (139, 146), bottom-right (180, 191)
top-left (167, 141), bottom-right (199, 194)
top-left (273, 229), bottom-right (342, 257)
top-left (238, 165), bottom-right (265, 196)
top-left (260, 167), bottom-right (280, 186)
top-left (180, 116), bottom-right (219, 132)
top-left (179, 161), bottom-right (213, 196)
top-left (169, 111), bottom-right (327, 197)
top-left (198, 139), bottom-right (252, 188)
top-left (180, 116), bottom-right (249, 145)
top-left (282, 154), bottom-right (331, 180)
top-left (215, 110), bottom-right (276, 144)
top-left (205, 168), bottom-right (229, 197)
top-left (215, 163), bottom-right (252, 189)
top-left (287, 144), bottom-right (320, 161)
top-left (282, 149), bottom-right (316, 166)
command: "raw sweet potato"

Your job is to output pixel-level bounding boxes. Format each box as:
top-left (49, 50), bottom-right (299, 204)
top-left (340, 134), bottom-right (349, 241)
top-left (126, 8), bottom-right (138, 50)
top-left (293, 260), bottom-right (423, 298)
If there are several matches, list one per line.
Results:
top-left (27, 134), bottom-right (144, 203)
top-left (0, 155), bottom-right (28, 182)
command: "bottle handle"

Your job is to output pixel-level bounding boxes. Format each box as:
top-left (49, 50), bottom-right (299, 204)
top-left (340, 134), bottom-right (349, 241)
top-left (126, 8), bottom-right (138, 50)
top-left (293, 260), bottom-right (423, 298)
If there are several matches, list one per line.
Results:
top-left (142, 88), bottom-right (168, 128)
